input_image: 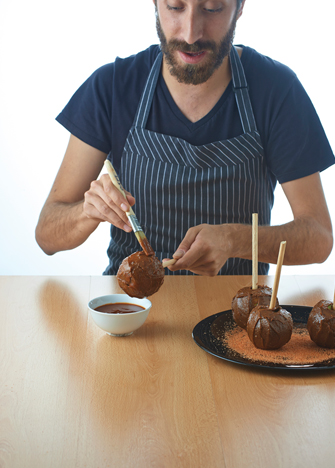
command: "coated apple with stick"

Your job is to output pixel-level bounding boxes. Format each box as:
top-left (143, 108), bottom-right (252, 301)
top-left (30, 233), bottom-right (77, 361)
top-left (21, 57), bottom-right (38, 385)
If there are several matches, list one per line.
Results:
top-left (246, 241), bottom-right (293, 350)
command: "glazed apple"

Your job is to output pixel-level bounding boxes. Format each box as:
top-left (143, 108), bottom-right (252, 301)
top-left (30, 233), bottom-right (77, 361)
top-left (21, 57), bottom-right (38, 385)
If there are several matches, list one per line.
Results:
top-left (232, 285), bottom-right (278, 329)
top-left (247, 305), bottom-right (293, 350)
top-left (307, 300), bottom-right (335, 349)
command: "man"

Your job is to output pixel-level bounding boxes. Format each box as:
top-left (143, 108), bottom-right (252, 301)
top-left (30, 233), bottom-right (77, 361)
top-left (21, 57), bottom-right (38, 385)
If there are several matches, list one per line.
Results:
top-left (35, 0), bottom-right (334, 276)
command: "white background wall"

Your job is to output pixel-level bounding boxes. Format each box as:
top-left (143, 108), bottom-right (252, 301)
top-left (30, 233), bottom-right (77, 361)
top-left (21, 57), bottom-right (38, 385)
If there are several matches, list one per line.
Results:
top-left (0, 0), bottom-right (334, 276)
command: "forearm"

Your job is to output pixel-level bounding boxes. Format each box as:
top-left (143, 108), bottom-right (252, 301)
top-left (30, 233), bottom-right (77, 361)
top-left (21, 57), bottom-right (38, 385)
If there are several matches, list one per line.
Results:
top-left (231, 217), bottom-right (333, 265)
top-left (170, 173), bottom-right (333, 275)
top-left (35, 200), bottom-right (100, 255)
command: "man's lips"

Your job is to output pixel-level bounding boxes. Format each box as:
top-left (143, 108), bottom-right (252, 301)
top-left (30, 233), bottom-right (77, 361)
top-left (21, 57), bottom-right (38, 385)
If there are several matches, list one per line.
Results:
top-left (178, 50), bottom-right (207, 64)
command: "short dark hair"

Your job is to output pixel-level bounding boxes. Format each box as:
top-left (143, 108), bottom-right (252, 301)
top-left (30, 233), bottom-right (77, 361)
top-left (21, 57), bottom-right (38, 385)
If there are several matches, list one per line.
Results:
top-left (155, 0), bottom-right (243, 8)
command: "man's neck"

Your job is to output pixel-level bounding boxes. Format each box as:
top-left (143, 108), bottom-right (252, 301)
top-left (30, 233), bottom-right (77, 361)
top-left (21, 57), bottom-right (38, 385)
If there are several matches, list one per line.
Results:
top-left (161, 54), bottom-right (232, 123)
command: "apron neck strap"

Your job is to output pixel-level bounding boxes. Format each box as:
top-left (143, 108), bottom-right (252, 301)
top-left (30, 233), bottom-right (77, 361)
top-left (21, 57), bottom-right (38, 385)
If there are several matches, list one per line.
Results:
top-left (133, 52), bottom-right (163, 129)
top-left (230, 46), bottom-right (258, 133)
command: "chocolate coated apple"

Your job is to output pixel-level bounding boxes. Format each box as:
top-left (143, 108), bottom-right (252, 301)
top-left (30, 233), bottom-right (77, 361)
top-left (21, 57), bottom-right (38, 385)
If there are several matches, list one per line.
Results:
top-left (307, 300), bottom-right (335, 348)
top-left (247, 305), bottom-right (293, 350)
top-left (232, 285), bottom-right (278, 329)
top-left (117, 251), bottom-right (164, 298)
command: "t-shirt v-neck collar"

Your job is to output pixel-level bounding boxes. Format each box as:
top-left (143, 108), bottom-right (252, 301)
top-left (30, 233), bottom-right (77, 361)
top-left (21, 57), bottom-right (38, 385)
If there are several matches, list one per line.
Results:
top-left (157, 70), bottom-right (234, 132)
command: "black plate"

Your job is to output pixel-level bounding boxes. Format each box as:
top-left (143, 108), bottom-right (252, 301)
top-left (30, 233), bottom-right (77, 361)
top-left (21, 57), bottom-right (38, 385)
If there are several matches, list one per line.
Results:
top-left (192, 305), bottom-right (335, 371)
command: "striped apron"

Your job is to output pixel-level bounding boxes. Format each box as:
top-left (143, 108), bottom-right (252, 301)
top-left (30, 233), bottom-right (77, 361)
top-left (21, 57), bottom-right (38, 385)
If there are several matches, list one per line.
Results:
top-left (104, 46), bottom-right (273, 276)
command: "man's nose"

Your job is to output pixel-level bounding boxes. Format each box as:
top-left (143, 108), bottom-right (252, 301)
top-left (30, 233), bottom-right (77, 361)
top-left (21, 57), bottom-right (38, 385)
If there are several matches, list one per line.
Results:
top-left (181, 9), bottom-right (204, 44)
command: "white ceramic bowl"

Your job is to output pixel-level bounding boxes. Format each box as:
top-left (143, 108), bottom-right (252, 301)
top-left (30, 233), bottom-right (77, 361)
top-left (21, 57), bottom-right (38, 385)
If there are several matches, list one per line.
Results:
top-left (88, 294), bottom-right (152, 336)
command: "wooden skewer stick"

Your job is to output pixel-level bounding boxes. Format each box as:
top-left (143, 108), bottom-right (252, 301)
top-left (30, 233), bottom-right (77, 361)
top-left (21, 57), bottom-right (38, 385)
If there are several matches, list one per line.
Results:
top-left (104, 160), bottom-right (154, 256)
top-left (252, 213), bottom-right (258, 290)
top-left (162, 259), bottom-right (177, 268)
top-left (269, 241), bottom-right (287, 310)
top-left (333, 285), bottom-right (335, 311)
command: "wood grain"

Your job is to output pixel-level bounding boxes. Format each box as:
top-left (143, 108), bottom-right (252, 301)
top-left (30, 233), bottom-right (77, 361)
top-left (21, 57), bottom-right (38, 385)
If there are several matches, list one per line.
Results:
top-left (1, 275), bottom-right (335, 468)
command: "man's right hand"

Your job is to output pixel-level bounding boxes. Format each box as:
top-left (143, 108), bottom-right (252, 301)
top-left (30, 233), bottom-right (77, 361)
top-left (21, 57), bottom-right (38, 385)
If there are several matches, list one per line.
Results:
top-left (83, 173), bottom-right (135, 232)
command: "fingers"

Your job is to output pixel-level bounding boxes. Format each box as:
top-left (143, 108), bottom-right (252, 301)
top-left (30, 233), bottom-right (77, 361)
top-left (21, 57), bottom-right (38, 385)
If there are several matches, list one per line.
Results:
top-left (169, 251), bottom-right (222, 276)
top-left (83, 174), bottom-right (136, 231)
top-left (173, 226), bottom-right (201, 257)
top-left (169, 226), bottom-right (204, 268)
top-left (167, 224), bottom-right (228, 276)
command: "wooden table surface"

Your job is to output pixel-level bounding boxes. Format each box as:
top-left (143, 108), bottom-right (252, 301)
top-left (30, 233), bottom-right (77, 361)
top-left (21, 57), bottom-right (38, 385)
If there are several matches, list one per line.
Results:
top-left (1, 274), bottom-right (335, 468)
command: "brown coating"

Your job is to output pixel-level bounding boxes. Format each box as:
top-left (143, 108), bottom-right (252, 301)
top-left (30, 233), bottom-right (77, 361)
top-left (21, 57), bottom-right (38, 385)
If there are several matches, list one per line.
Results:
top-left (307, 300), bottom-right (335, 349)
top-left (247, 305), bottom-right (293, 350)
top-left (138, 236), bottom-right (155, 256)
top-left (117, 251), bottom-right (165, 299)
top-left (231, 285), bottom-right (278, 329)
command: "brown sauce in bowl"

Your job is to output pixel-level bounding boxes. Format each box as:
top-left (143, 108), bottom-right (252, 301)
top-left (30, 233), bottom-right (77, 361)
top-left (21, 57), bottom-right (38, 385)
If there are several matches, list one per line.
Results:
top-left (94, 302), bottom-right (145, 314)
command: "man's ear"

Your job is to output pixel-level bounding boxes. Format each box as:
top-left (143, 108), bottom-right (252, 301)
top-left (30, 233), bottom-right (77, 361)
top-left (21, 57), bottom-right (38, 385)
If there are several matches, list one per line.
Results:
top-left (237, 0), bottom-right (246, 20)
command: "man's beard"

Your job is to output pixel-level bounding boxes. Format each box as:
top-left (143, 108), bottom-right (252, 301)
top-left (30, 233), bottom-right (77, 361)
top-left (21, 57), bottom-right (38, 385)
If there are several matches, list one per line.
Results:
top-left (155, 10), bottom-right (238, 85)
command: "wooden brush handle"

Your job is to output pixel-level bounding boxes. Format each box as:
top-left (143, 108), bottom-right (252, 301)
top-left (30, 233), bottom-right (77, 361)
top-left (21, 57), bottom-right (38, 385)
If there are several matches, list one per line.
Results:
top-left (104, 160), bottom-right (135, 216)
top-left (104, 159), bottom-right (155, 256)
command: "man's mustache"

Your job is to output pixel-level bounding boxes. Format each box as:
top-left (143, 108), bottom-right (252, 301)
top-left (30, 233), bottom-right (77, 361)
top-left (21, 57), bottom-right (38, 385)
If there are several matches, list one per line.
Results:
top-left (167, 40), bottom-right (217, 53)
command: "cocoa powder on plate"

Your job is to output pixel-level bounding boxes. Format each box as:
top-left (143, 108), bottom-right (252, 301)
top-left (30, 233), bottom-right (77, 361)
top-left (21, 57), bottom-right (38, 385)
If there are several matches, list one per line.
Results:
top-left (223, 324), bottom-right (335, 365)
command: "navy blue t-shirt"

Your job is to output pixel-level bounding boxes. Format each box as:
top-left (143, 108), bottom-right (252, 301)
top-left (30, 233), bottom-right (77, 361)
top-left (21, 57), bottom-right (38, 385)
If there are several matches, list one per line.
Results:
top-left (56, 44), bottom-right (334, 187)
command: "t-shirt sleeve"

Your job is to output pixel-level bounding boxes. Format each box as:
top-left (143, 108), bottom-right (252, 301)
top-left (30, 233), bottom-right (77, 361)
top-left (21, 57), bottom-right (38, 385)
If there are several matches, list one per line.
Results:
top-left (265, 75), bottom-right (334, 184)
top-left (56, 64), bottom-right (114, 154)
